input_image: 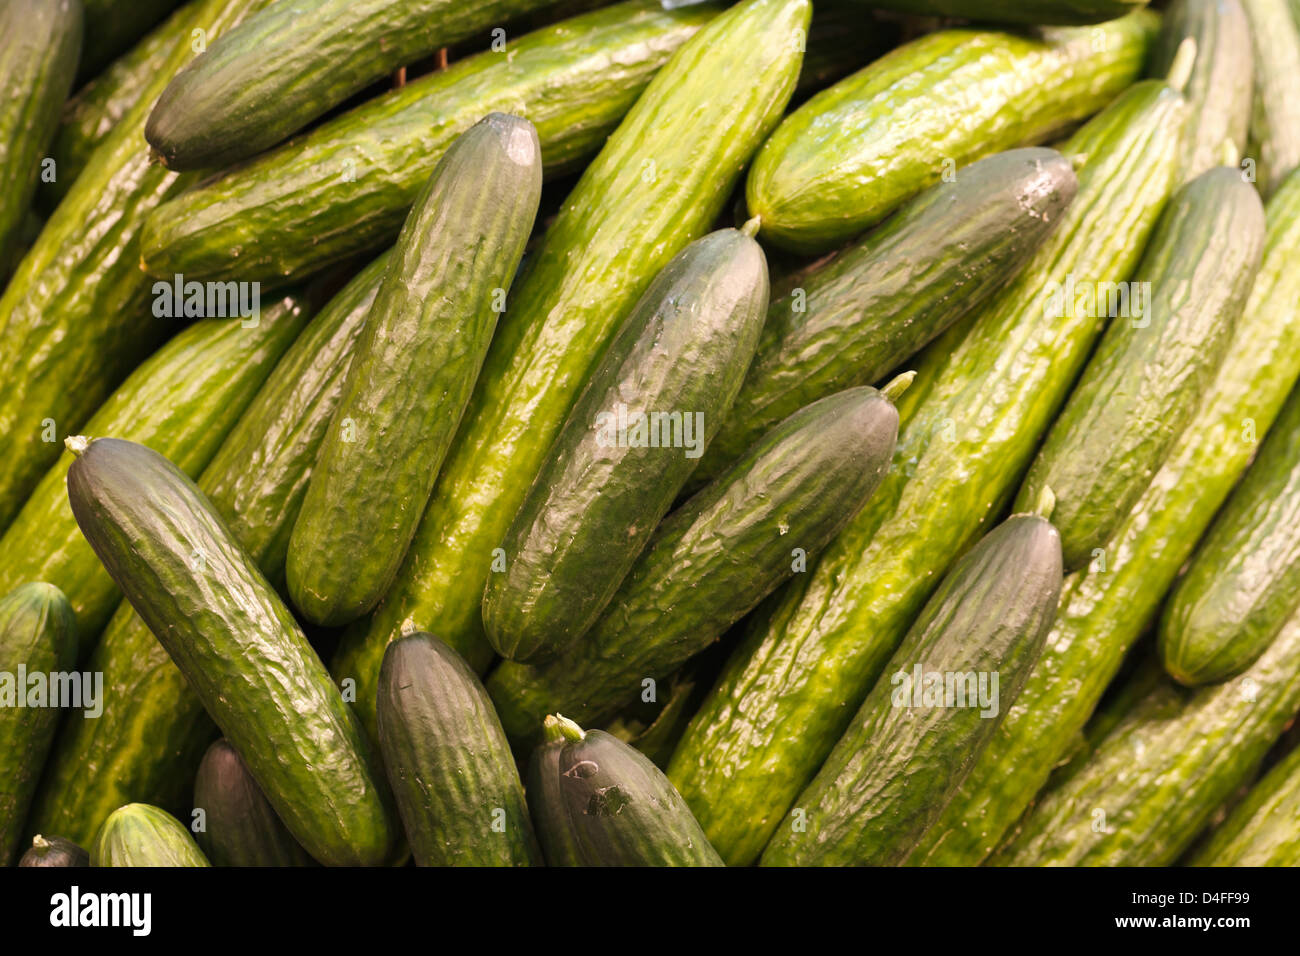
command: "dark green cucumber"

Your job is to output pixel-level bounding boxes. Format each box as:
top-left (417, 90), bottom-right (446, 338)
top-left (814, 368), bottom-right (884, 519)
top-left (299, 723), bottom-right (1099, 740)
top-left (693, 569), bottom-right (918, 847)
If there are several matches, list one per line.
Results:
top-left (667, 72), bottom-right (1187, 868)
top-left (288, 115), bottom-right (541, 628)
top-left (1159, 386), bottom-right (1300, 685)
top-left (79, 0), bottom-right (182, 80)
top-left (527, 716), bottom-right (722, 866)
top-left (0, 583), bottom-right (76, 865)
top-left (1191, 741), bottom-right (1300, 866)
top-left (482, 225), bottom-right (769, 662)
top-left (147, 0), bottom-right (564, 169)
top-left (0, 0), bottom-right (81, 265)
top-left (193, 739), bottom-right (314, 867)
top-left (30, 261), bottom-right (383, 848)
top-left (1149, 0), bottom-right (1253, 181)
top-left (762, 499), bottom-right (1063, 867)
top-left (912, 170), bottom-right (1300, 866)
top-left (0, 299), bottom-right (309, 651)
top-left (91, 804), bottom-right (209, 867)
top-left (692, 147), bottom-right (1078, 490)
top-left (18, 835), bottom-right (89, 867)
top-left (1015, 165), bottom-right (1265, 571)
top-left (66, 437), bottom-right (398, 866)
top-left (377, 634), bottom-right (541, 866)
top-left (795, 2), bottom-right (899, 99)
top-left (746, 11), bottom-right (1155, 253)
top-left (489, 384), bottom-right (904, 745)
top-left (846, 0), bottom-right (1148, 24)
top-left (1243, 0), bottom-right (1300, 196)
top-left (140, 0), bottom-right (722, 284)
top-left (332, 0), bottom-right (808, 733)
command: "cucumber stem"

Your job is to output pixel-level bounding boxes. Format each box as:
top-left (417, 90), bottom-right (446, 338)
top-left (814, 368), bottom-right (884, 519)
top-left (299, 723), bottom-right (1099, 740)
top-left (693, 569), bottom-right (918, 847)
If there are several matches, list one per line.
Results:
top-left (31, 835), bottom-right (50, 849)
top-left (741, 216), bottom-right (761, 238)
top-left (1034, 485), bottom-right (1057, 521)
top-left (544, 713), bottom-right (586, 742)
top-left (881, 370), bottom-right (916, 404)
top-left (1069, 153), bottom-right (1087, 173)
top-left (1166, 37), bottom-right (1197, 95)
top-left (64, 435), bottom-right (89, 457)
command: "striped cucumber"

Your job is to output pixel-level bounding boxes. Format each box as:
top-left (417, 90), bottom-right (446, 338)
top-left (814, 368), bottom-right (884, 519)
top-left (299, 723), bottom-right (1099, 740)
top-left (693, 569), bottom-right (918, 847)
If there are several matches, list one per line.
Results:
top-left (91, 804), bottom-right (209, 867)
top-left (1191, 741), bottom-right (1300, 866)
top-left (194, 738), bottom-right (314, 867)
top-left (1243, 0), bottom-right (1300, 196)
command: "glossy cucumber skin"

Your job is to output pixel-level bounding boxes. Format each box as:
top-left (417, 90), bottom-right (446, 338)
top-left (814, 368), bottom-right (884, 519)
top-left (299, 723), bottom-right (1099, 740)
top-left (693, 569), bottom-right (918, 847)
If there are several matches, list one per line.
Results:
top-left (66, 442), bottom-right (397, 867)
top-left (29, 264), bottom-right (382, 849)
top-left (331, 0), bottom-right (809, 734)
top-left (526, 738), bottom-right (584, 866)
top-left (0, 299), bottom-right (309, 652)
top-left (489, 387), bottom-right (900, 746)
top-left (78, 0), bottom-right (182, 80)
top-left (139, 0), bottom-right (722, 284)
top-left (1160, 386), bottom-right (1300, 685)
top-left (147, 0), bottom-right (562, 169)
top-left (1243, 0), bottom-right (1300, 196)
top-left (91, 804), bottom-right (209, 867)
top-left (0, 583), bottom-right (76, 865)
top-left (762, 513), bottom-right (1063, 867)
top-left (746, 12), bottom-right (1155, 253)
top-left (1016, 167), bottom-right (1265, 571)
top-left (911, 171), bottom-right (1300, 866)
top-left (481, 227), bottom-right (769, 662)
top-left (377, 635), bottom-right (541, 866)
top-left (1191, 741), bottom-right (1300, 866)
top-left (0, 0), bottom-right (81, 265)
top-left (193, 739), bottom-right (314, 867)
top-left (692, 147), bottom-right (1078, 490)
top-left (18, 835), bottom-right (89, 867)
top-left (666, 79), bottom-right (1185, 868)
top-left (843, 0), bottom-right (1148, 24)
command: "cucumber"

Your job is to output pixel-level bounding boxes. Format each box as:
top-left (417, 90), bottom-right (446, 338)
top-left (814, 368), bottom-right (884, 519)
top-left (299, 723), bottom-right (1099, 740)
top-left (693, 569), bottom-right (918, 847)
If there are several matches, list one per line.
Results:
top-left (1149, 0), bottom-right (1253, 181)
top-left (18, 835), bottom-right (89, 867)
top-left (0, 299), bottom-right (309, 651)
top-left (762, 497), bottom-right (1063, 867)
top-left (0, 0), bottom-right (81, 266)
top-left (331, 0), bottom-right (809, 733)
top-left (194, 738), bottom-right (314, 867)
top-left (666, 72), bottom-right (1187, 868)
top-left (691, 147), bottom-right (1079, 490)
top-left (911, 169), bottom-right (1300, 866)
top-left (1191, 741), bottom-right (1300, 866)
top-left (66, 437), bottom-right (398, 866)
top-left (79, 0), bottom-right (182, 80)
top-left (526, 715), bottom-right (722, 866)
top-left (481, 224), bottom-right (769, 662)
top-left (139, 0), bottom-right (721, 285)
top-left (0, 583), bottom-right (76, 865)
top-left (1243, 0), bottom-right (1300, 196)
top-left (29, 261), bottom-right (383, 848)
top-left (91, 804), bottom-right (209, 867)
top-left (488, 384), bottom-right (905, 745)
top-left (843, 0), bottom-right (1148, 24)
top-left (1015, 165), bottom-right (1265, 571)
top-left (746, 11), bottom-right (1155, 253)
top-left (147, 0), bottom-right (564, 170)
top-left (1159, 387), bottom-right (1300, 685)
top-left (287, 115), bottom-right (541, 628)
top-left (377, 634), bottom-right (541, 866)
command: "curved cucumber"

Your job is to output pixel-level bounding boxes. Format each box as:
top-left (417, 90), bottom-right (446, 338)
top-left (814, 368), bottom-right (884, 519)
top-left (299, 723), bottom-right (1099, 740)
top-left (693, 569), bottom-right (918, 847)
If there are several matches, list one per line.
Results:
top-left (845, 0), bottom-right (1148, 24)
top-left (692, 147), bottom-right (1078, 489)
top-left (482, 225), bottom-right (769, 662)
top-left (194, 739), bottom-right (314, 867)
top-left (1243, 0), bottom-right (1300, 196)
top-left (1191, 741), bottom-right (1300, 866)
top-left (489, 384), bottom-right (903, 746)
top-left (18, 834), bottom-right (88, 867)
top-left (746, 12), bottom-right (1155, 253)
top-left (377, 634), bottom-right (541, 866)
top-left (91, 804), bottom-right (209, 867)
top-left (1016, 166), bottom-right (1266, 571)
top-left (0, 583), bottom-right (76, 865)
top-left (66, 437), bottom-right (398, 867)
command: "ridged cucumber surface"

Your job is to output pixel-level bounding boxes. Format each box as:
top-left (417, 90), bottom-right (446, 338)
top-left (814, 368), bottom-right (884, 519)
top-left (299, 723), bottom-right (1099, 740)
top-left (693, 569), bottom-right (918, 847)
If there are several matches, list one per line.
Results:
top-left (91, 804), bottom-right (209, 867)
top-left (194, 739), bottom-right (314, 867)
top-left (1243, 0), bottom-right (1300, 196)
top-left (18, 834), bottom-right (88, 867)
top-left (1191, 741), bottom-right (1300, 866)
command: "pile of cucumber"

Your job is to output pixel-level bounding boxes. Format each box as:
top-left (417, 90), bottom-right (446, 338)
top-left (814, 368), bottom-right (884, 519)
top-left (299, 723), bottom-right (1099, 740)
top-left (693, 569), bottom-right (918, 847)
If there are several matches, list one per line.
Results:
top-left (2, 0), bottom-right (1299, 869)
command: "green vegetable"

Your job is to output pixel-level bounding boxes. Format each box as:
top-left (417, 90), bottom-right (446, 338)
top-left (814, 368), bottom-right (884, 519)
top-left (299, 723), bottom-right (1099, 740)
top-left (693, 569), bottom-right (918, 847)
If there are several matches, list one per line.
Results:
top-left (1191, 741), bottom-right (1300, 866)
top-left (841, 0), bottom-right (1148, 24)
top-left (193, 739), bottom-right (314, 867)
top-left (482, 224), bottom-right (769, 662)
top-left (78, 0), bottom-right (181, 80)
top-left (1243, 0), bottom-right (1300, 196)
top-left (17, 835), bottom-right (88, 867)
top-left (91, 804), bottom-right (209, 867)
top-left (796, 2), bottom-right (899, 98)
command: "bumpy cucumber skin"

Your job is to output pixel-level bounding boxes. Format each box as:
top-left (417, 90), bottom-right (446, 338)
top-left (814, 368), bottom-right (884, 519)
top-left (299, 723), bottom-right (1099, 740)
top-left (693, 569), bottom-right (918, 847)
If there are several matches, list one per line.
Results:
top-left (1149, 0), bottom-right (1253, 181)
top-left (490, 387), bottom-right (900, 746)
top-left (843, 0), bottom-right (1148, 24)
top-left (1016, 167), bottom-right (1265, 571)
top-left (78, 0), bottom-right (181, 79)
top-left (1243, 0), bottom-right (1300, 196)
top-left (377, 634), bottom-right (542, 866)
top-left (667, 79), bottom-right (1185, 868)
top-left (692, 147), bottom-right (1078, 489)
top-left (331, 0), bottom-right (809, 736)
top-left (762, 513), bottom-right (1063, 867)
top-left (91, 804), bottom-right (209, 867)
top-left (139, 0), bottom-right (721, 284)
top-left (912, 170), bottom-right (1300, 866)
top-left (29, 262), bottom-right (382, 849)
top-left (0, 299), bottom-right (309, 651)
top-left (68, 439), bottom-right (398, 868)
top-left (746, 12), bottom-right (1155, 253)
top-left (18, 835), bottom-right (89, 867)
top-left (194, 739), bottom-right (314, 867)
top-left (0, 583), bottom-right (76, 865)
top-left (482, 228), bottom-right (769, 662)
top-left (1160, 387), bottom-right (1300, 685)
top-left (1191, 742), bottom-right (1300, 866)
